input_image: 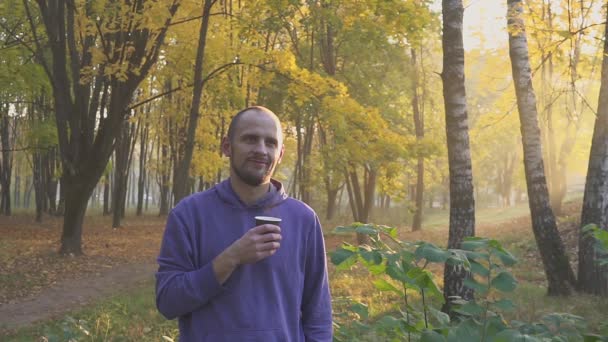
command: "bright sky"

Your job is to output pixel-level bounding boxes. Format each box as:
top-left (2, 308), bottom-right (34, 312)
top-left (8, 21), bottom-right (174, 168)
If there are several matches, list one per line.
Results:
top-left (431, 0), bottom-right (508, 51)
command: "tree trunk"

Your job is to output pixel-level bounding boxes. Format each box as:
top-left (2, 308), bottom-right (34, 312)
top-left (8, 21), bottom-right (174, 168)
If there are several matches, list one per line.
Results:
top-left (508, 0), bottom-right (576, 296)
top-left (0, 113), bottom-right (12, 215)
top-left (33, 154), bottom-right (44, 222)
top-left (112, 120), bottom-right (131, 228)
top-left (60, 175), bottom-right (96, 255)
top-left (137, 119), bottom-right (149, 216)
top-left (441, 0), bottom-right (476, 312)
top-left (577, 10), bottom-right (608, 296)
top-left (173, 0), bottom-right (215, 205)
top-left (411, 47), bottom-right (425, 231)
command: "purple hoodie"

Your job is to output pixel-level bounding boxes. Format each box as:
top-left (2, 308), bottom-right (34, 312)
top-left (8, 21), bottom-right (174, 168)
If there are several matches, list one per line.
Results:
top-left (156, 179), bottom-right (332, 341)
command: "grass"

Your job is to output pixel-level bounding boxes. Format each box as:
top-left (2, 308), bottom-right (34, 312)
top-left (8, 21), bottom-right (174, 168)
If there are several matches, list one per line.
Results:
top-left (3, 280), bottom-right (179, 342)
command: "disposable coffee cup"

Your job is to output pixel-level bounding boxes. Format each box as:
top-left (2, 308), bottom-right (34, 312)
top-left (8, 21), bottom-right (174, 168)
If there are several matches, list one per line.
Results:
top-left (255, 216), bottom-right (282, 227)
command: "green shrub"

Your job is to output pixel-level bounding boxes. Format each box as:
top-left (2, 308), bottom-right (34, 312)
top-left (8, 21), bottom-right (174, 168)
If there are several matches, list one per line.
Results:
top-left (330, 223), bottom-right (608, 342)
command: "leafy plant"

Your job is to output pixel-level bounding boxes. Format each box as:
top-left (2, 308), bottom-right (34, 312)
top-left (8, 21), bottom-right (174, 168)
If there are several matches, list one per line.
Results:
top-left (582, 224), bottom-right (608, 266)
top-left (330, 223), bottom-right (608, 342)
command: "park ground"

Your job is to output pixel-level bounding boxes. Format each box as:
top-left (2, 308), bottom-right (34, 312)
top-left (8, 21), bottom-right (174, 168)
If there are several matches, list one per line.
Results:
top-left (1, 198), bottom-right (607, 340)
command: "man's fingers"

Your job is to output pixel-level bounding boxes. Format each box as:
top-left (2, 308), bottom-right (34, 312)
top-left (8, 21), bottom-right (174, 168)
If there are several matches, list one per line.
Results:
top-left (258, 241), bottom-right (280, 251)
top-left (260, 233), bottom-right (281, 242)
top-left (252, 224), bottom-right (281, 234)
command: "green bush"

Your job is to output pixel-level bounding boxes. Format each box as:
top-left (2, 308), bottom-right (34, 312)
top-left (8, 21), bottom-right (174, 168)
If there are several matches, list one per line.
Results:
top-left (330, 223), bottom-right (608, 342)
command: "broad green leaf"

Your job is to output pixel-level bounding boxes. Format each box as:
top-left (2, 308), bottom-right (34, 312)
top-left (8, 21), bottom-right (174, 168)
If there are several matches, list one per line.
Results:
top-left (491, 271), bottom-right (518, 292)
top-left (493, 329), bottom-right (525, 342)
top-left (447, 318), bottom-right (482, 342)
top-left (333, 226), bottom-right (356, 234)
top-left (359, 249), bottom-right (383, 265)
top-left (453, 301), bottom-right (485, 317)
top-left (355, 225), bottom-right (378, 235)
top-left (463, 277), bottom-right (489, 295)
top-left (463, 250), bottom-right (489, 261)
top-left (330, 248), bottom-right (356, 266)
top-left (349, 302), bottom-right (369, 320)
top-left (469, 260), bottom-right (490, 277)
top-left (461, 237), bottom-right (488, 251)
top-left (495, 249), bottom-right (518, 266)
top-left (374, 315), bottom-right (402, 331)
top-left (421, 329), bottom-right (446, 342)
top-left (491, 299), bottom-right (516, 311)
top-left (386, 263), bottom-right (408, 282)
top-left (373, 278), bottom-right (402, 295)
top-left (413, 270), bottom-right (443, 298)
top-left (415, 243), bottom-right (450, 263)
top-left (429, 307), bottom-right (450, 326)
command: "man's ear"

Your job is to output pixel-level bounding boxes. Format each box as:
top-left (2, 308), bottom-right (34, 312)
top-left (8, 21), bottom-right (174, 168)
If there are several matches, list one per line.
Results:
top-left (221, 136), bottom-right (231, 157)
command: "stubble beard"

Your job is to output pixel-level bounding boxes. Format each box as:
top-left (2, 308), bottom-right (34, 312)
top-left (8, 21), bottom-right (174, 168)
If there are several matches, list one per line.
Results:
top-left (231, 158), bottom-right (274, 187)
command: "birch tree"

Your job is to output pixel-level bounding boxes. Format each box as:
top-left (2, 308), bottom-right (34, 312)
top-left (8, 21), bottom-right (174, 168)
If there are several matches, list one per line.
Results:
top-left (507, 0), bottom-right (576, 295)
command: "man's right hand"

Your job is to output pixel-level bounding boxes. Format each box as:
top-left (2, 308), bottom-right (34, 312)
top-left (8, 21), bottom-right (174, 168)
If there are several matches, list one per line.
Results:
top-left (212, 224), bottom-right (281, 285)
top-left (228, 224), bottom-right (282, 264)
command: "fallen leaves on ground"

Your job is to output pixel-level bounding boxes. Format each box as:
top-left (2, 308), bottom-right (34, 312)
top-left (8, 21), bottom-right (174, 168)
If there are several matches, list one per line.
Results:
top-left (0, 214), bottom-right (166, 305)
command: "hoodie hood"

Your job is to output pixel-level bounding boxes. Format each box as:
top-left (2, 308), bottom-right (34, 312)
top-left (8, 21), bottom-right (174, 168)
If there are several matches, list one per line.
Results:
top-left (215, 178), bottom-right (288, 209)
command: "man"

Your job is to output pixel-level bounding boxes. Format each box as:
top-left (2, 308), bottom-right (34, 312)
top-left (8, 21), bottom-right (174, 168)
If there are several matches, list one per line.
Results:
top-left (156, 106), bottom-right (333, 341)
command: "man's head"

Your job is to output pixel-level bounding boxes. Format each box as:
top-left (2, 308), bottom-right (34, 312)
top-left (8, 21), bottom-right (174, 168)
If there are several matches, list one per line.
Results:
top-left (222, 106), bottom-right (285, 187)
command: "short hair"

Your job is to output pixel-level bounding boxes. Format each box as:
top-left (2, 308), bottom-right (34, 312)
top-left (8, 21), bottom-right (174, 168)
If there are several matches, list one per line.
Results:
top-left (226, 106), bottom-right (281, 142)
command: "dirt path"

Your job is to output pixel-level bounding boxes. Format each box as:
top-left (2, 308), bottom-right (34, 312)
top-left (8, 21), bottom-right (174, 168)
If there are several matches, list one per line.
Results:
top-left (0, 262), bottom-right (157, 332)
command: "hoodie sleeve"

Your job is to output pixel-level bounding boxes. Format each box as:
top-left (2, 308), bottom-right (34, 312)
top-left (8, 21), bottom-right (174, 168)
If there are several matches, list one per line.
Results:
top-left (155, 210), bottom-right (225, 319)
top-left (301, 215), bottom-right (333, 341)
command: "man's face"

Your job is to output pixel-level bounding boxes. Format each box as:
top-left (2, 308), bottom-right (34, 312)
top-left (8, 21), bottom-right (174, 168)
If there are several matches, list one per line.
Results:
top-left (223, 110), bottom-right (284, 187)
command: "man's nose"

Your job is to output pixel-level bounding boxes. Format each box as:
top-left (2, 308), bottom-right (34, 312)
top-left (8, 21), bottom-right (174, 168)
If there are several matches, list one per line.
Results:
top-left (252, 140), bottom-right (268, 154)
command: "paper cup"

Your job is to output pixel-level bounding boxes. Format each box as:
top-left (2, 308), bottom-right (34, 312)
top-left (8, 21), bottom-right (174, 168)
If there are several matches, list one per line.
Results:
top-left (255, 216), bottom-right (282, 226)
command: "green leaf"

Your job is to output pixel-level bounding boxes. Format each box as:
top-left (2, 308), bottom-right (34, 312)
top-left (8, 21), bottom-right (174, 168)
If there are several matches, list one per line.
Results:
top-left (386, 263), bottom-right (408, 282)
top-left (469, 260), bottom-right (490, 277)
top-left (421, 329), bottom-right (446, 342)
top-left (491, 299), bottom-right (516, 311)
top-left (429, 307), bottom-right (450, 326)
top-left (414, 270), bottom-right (443, 298)
top-left (491, 271), bottom-right (518, 292)
top-left (359, 249), bottom-right (383, 265)
top-left (350, 302), bottom-right (369, 320)
top-left (464, 250), bottom-right (489, 261)
top-left (453, 301), bottom-right (485, 317)
top-left (447, 318), bottom-right (482, 342)
top-left (330, 248), bottom-right (356, 266)
top-left (493, 329), bottom-right (525, 342)
top-left (375, 315), bottom-right (402, 331)
top-left (495, 249), bottom-right (518, 266)
top-left (463, 277), bottom-right (488, 295)
top-left (416, 243), bottom-right (450, 263)
top-left (373, 278), bottom-right (402, 295)
top-left (333, 226), bottom-right (356, 234)
top-left (461, 237), bottom-right (489, 251)
top-left (355, 224), bottom-right (378, 235)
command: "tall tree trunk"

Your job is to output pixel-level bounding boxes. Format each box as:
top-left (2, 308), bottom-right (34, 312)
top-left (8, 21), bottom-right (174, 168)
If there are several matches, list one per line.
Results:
top-left (102, 173), bottom-right (110, 215)
top-left (0, 113), bottom-right (12, 215)
top-left (173, 0), bottom-right (215, 205)
top-left (577, 11), bottom-right (608, 296)
top-left (411, 47), bottom-right (425, 231)
top-left (508, 0), bottom-right (576, 296)
top-left (112, 120), bottom-right (130, 228)
top-left (441, 0), bottom-right (476, 313)
top-left (137, 119), bottom-right (149, 216)
top-left (33, 153), bottom-right (44, 222)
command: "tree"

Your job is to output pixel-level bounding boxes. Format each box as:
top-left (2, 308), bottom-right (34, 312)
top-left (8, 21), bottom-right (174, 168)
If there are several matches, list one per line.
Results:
top-left (441, 0), bottom-right (476, 311)
top-left (172, 0), bottom-right (216, 205)
top-left (24, 0), bottom-right (180, 254)
top-left (507, 0), bottom-right (576, 295)
top-left (577, 9), bottom-right (608, 296)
